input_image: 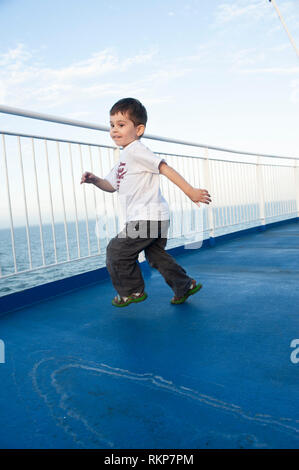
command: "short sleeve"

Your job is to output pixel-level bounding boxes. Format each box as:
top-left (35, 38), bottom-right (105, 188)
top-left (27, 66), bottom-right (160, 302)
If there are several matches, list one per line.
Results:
top-left (104, 163), bottom-right (118, 190)
top-left (131, 143), bottom-right (166, 173)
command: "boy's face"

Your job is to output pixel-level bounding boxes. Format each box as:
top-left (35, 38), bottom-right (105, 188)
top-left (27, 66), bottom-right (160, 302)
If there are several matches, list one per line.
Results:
top-left (110, 112), bottom-right (145, 148)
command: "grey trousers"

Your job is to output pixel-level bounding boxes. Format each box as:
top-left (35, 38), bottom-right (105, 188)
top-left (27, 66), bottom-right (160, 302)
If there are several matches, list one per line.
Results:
top-left (106, 220), bottom-right (193, 298)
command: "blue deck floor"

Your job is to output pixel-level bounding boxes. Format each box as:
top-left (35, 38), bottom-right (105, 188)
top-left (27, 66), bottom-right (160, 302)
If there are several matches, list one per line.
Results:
top-left (0, 220), bottom-right (299, 449)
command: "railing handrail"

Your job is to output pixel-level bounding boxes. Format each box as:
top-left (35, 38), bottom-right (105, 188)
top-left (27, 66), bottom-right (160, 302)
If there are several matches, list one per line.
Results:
top-left (0, 104), bottom-right (297, 161)
top-left (0, 129), bottom-right (295, 168)
top-left (0, 129), bottom-right (116, 149)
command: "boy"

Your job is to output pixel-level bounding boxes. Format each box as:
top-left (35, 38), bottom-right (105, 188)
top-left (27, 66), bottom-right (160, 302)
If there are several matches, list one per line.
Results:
top-left (80, 98), bottom-right (211, 307)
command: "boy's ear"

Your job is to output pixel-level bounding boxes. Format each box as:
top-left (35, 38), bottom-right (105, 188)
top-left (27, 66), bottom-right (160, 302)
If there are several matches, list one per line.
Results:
top-left (136, 124), bottom-right (145, 137)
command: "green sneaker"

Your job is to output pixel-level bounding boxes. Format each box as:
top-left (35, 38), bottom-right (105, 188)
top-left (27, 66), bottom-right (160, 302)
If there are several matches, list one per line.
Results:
top-left (171, 280), bottom-right (202, 305)
top-left (112, 292), bottom-right (148, 307)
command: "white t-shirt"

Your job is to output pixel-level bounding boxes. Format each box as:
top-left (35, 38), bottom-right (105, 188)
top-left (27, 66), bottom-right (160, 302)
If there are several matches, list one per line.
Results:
top-left (105, 140), bottom-right (169, 223)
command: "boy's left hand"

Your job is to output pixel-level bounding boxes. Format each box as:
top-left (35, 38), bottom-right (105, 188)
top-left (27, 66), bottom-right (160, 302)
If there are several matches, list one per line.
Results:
top-left (189, 188), bottom-right (212, 205)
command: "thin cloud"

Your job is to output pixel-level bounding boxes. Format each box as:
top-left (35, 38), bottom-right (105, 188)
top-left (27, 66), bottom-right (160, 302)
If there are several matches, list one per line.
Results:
top-left (0, 43), bottom-right (32, 64)
top-left (0, 44), bottom-right (159, 109)
top-left (214, 0), bottom-right (267, 25)
top-left (175, 43), bottom-right (213, 64)
top-left (238, 66), bottom-right (299, 75)
top-left (213, 0), bottom-right (299, 38)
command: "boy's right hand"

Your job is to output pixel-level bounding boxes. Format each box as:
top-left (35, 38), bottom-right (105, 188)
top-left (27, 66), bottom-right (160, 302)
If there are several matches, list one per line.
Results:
top-left (80, 171), bottom-right (97, 185)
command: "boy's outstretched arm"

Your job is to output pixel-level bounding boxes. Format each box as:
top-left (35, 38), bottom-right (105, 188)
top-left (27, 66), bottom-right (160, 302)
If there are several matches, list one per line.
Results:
top-left (159, 162), bottom-right (211, 204)
top-left (80, 171), bottom-right (116, 193)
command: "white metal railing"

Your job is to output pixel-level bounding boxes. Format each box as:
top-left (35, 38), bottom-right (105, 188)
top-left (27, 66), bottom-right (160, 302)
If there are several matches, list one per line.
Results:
top-left (0, 105), bottom-right (298, 288)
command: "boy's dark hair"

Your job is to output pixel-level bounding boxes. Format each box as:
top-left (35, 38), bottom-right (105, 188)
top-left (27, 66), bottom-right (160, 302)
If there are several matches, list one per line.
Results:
top-left (110, 98), bottom-right (147, 127)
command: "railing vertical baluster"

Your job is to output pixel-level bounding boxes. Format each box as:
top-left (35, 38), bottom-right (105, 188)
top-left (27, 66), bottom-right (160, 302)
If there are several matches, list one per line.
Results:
top-left (219, 161), bottom-right (224, 229)
top-left (223, 161), bottom-right (229, 227)
top-left (273, 168), bottom-right (280, 215)
top-left (253, 162), bottom-right (258, 220)
top-left (88, 145), bottom-right (101, 254)
top-left (252, 165), bottom-right (256, 222)
top-left (256, 157), bottom-right (266, 227)
top-left (294, 160), bottom-right (299, 217)
top-left (240, 163), bottom-right (244, 225)
top-left (231, 162), bottom-right (236, 226)
top-left (273, 166), bottom-right (278, 217)
top-left (227, 162), bottom-right (234, 227)
top-left (185, 156), bottom-right (192, 234)
top-left (278, 167), bottom-right (282, 217)
top-left (172, 155), bottom-right (180, 237)
top-left (289, 166), bottom-right (292, 214)
top-left (246, 163), bottom-right (251, 224)
top-left (238, 163), bottom-right (243, 226)
top-left (199, 156), bottom-right (205, 235)
top-left (218, 161), bottom-right (225, 229)
top-left (240, 163), bottom-right (245, 224)
top-left (166, 154), bottom-right (173, 236)
top-left (212, 161), bottom-right (219, 230)
top-left (44, 140), bottom-right (58, 264)
top-left (166, 155), bottom-right (174, 240)
top-left (57, 141), bottom-right (70, 260)
top-left (97, 147), bottom-right (110, 247)
top-left (190, 157), bottom-right (197, 233)
top-left (188, 157), bottom-right (194, 233)
top-left (233, 162), bottom-right (238, 225)
top-left (224, 162), bottom-right (230, 227)
top-left (254, 163), bottom-right (259, 221)
top-left (243, 163), bottom-right (249, 224)
top-left (279, 167), bottom-right (282, 217)
top-left (267, 167), bottom-right (271, 219)
top-left (272, 166), bottom-right (278, 218)
top-left (192, 158), bottom-right (203, 233)
top-left (1, 134), bottom-right (17, 273)
top-left (234, 163), bottom-right (240, 226)
top-left (182, 157), bottom-right (188, 235)
top-left (203, 148), bottom-right (214, 239)
top-left (68, 143), bottom-right (81, 258)
top-left (267, 166), bottom-right (272, 219)
top-left (18, 137), bottom-right (32, 270)
top-left (178, 157), bottom-right (184, 238)
top-left (247, 165), bottom-right (252, 224)
top-left (32, 138), bottom-right (46, 266)
top-left (79, 144), bottom-right (91, 256)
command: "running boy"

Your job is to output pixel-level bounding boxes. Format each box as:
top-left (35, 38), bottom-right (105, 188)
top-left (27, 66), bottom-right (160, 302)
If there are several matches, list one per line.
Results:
top-left (80, 98), bottom-right (211, 307)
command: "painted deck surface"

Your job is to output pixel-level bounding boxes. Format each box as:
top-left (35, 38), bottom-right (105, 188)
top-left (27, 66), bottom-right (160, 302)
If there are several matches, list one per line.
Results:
top-left (0, 220), bottom-right (299, 449)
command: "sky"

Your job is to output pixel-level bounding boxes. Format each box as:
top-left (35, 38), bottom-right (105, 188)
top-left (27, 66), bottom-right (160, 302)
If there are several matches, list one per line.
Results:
top-left (0, 0), bottom-right (298, 158)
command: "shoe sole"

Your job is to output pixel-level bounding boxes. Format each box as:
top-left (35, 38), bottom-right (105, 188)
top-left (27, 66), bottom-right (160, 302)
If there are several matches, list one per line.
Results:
top-left (171, 283), bottom-right (202, 305)
top-left (112, 292), bottom-right (148, 307)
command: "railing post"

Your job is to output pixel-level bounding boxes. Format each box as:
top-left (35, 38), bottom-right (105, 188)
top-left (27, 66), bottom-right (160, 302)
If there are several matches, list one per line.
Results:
top-left (294, 159), bottom-right (299, 218)
top-left (256, 156), bottom-right (266, 229)
top-left (203, 148), bottom-right (215, 242)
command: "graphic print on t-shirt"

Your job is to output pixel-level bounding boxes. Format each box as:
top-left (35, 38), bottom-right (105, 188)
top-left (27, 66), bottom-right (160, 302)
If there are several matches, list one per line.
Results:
top-left (116, 162), bottom-right (127, 190)
top-left (104, 140), bottom-right (169, 222)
